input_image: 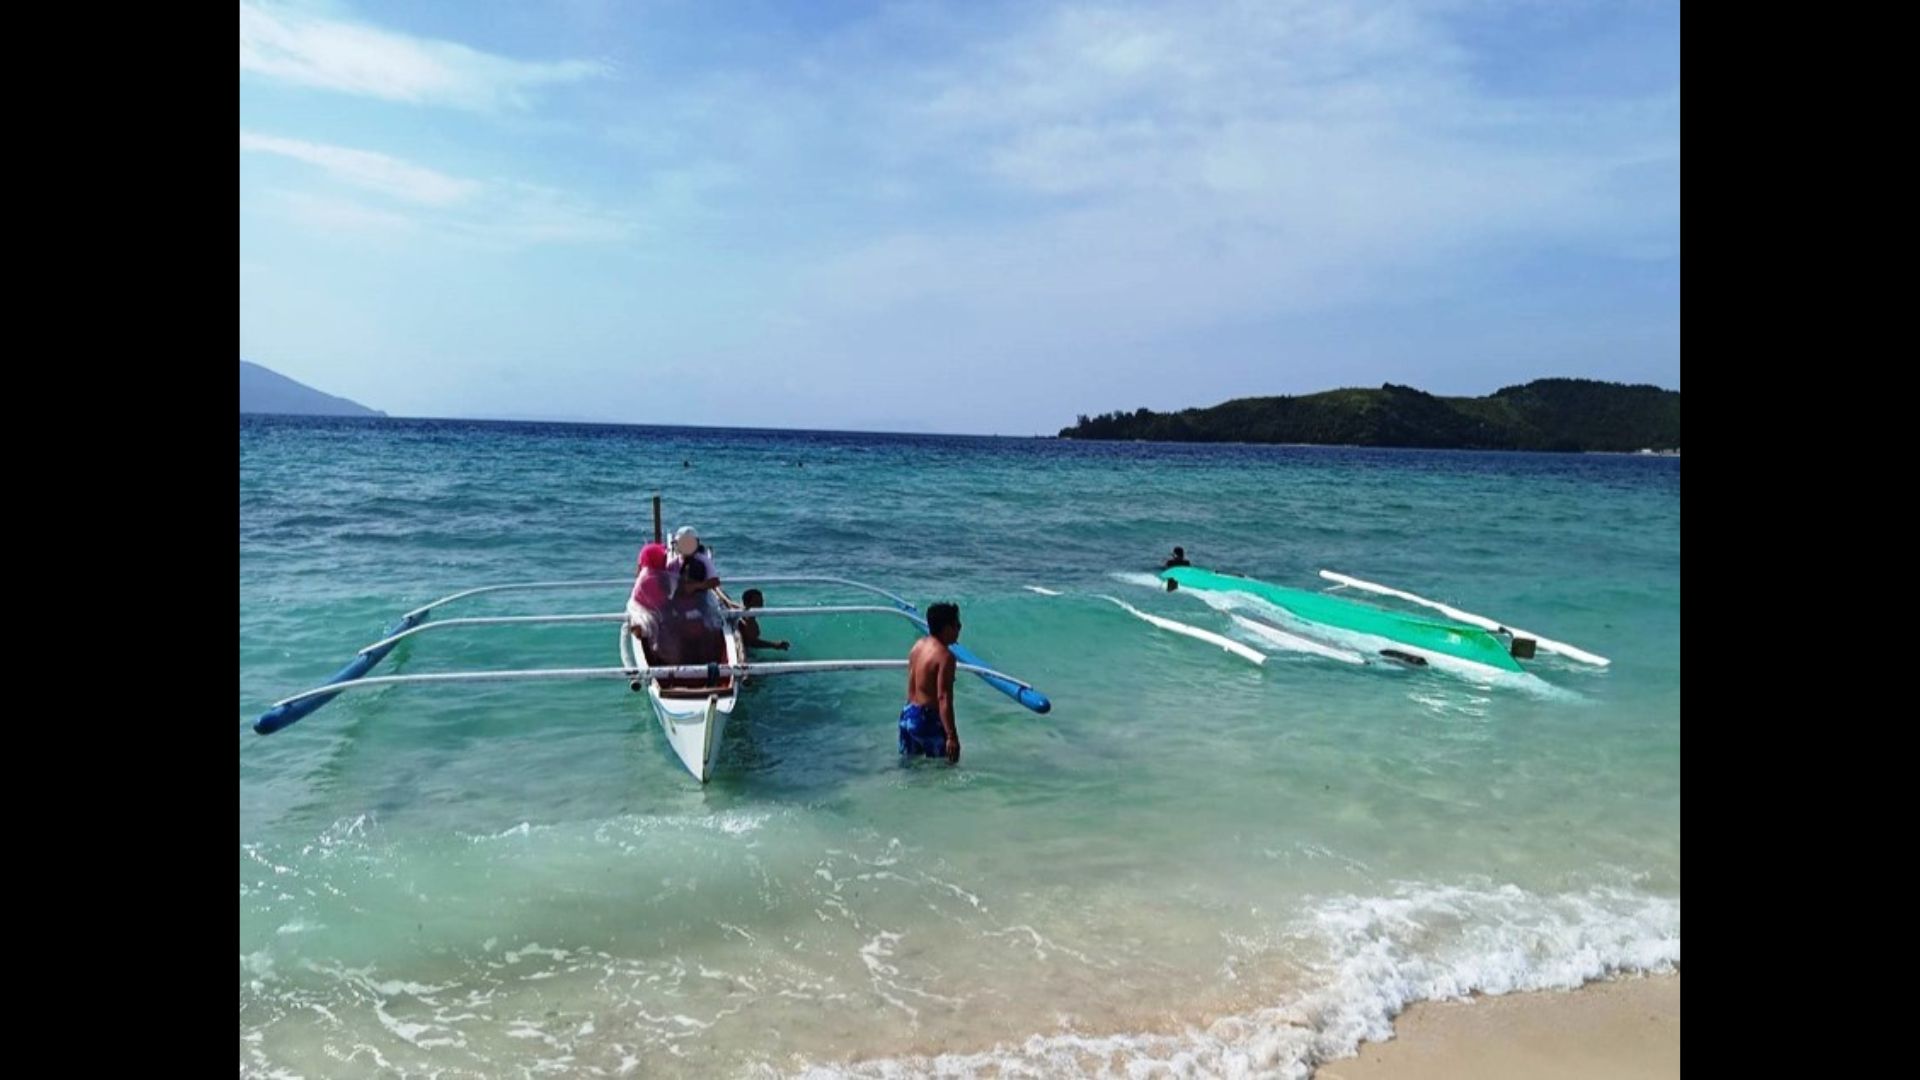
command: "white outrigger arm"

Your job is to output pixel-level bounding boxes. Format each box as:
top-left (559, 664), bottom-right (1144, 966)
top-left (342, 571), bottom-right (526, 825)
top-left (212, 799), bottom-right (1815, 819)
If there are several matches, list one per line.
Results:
top-left (254, 579), bottom-right (629, 734)
top-left (253, 576), bottom-right (1051, 735)
top-left (1318, 570), bottom-right (1611, 667)
top-left (726, 576), bottom-right (916, 611)
top-left (729, 576), bottom-right (1051, 712)
top-left (263, 658), bottom-right (1044, 713)
top-left (353, 605), bottom-right (927, 657)
top-left (1094, 595), bottom-right (1267, 666)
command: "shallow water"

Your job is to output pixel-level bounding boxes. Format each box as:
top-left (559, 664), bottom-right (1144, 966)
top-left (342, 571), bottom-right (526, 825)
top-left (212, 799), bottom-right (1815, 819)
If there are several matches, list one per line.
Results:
top-left (240, 417), bottom-right (1679, 1077)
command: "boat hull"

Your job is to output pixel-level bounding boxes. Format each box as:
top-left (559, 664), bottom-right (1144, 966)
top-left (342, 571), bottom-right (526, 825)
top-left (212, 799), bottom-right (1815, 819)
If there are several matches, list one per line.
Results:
top-left (1161, 566), bottom-right (1526, 675)
top-left (623, 619), bottom-right (745, 782)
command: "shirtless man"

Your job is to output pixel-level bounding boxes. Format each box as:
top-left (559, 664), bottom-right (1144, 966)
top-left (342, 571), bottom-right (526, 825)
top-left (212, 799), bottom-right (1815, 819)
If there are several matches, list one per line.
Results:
top-left (900, 602), bottom-right (962, 764)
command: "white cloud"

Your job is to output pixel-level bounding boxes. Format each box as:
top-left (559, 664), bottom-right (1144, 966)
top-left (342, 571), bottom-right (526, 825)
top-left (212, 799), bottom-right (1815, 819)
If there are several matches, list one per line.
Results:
top-left (280, 191), bottom-right (421, 234)
top-left (783, 0), bottom-right (1676, 342)
top-left (243, 133), bottom-right (633, 248)
top-left (442, 181), bottom-right (637, 249)
top-left (239, 0), bottom-right (609, 110)
top-left (240, 132), bottom-right (477, 205)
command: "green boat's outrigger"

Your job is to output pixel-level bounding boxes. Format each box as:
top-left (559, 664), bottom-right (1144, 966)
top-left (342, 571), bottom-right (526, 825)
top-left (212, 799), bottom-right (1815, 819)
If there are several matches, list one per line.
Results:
top-left (1159, 566), bottom-right (1610, 678)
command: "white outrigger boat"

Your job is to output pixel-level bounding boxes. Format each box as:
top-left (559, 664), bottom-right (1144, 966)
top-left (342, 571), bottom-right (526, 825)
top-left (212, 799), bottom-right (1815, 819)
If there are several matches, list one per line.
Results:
top-left (253, 574), bottom-right (1051, 782)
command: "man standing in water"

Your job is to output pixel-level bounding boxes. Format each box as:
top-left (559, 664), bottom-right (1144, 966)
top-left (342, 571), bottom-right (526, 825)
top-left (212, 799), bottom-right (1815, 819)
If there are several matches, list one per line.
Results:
top-left (901, 603), bottom-right (962, 763)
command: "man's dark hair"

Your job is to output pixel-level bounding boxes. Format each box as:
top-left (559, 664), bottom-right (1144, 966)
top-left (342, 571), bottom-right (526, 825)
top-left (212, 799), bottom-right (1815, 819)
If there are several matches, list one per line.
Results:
top-left (926, 602), bottom-right (960, 635)
top-left (1173, 546), bottom-right (1185, 556)
top-left (742, 588), bottom-right (764, 607)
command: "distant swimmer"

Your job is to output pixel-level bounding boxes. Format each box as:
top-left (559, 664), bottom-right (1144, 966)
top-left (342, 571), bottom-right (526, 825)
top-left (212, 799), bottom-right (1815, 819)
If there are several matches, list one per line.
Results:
top-left (1163, 546), bottom-right (1191, 569)
top-left (901, 602), bottom-right (962, 764)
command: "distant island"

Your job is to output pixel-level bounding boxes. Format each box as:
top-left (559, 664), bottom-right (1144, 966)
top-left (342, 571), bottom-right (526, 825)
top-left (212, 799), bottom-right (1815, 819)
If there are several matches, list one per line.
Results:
top-left (1059, 379), bottom-right (1678, 453)
top-left (240, 361), bottom-right (385, 417)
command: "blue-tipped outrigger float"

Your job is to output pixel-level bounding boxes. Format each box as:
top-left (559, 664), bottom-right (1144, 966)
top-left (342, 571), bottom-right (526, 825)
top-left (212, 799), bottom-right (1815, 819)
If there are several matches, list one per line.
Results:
top-left (253, 574), bottom-right (1051, 782)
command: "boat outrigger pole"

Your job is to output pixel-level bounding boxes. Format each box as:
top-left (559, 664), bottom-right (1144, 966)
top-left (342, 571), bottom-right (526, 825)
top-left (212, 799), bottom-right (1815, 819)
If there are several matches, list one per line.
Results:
top-left (263, 658), bottom-right (1046, 714)
top-left (729, 576), bottom-right (1052, 713)
top-left (254, 576), bottom-right (1052, 736)
top-left (252, 579), bottom-right (630, 735)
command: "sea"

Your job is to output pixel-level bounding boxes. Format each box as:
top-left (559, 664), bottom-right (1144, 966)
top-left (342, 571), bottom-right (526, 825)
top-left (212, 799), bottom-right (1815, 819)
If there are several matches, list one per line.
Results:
top-left (240, 416), bottom-right (1679, 1078)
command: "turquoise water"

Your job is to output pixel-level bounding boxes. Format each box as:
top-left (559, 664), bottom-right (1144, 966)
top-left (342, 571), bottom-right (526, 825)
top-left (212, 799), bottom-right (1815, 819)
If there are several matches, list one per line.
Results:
top-left (239, 417), bottom-right (1679, 1078)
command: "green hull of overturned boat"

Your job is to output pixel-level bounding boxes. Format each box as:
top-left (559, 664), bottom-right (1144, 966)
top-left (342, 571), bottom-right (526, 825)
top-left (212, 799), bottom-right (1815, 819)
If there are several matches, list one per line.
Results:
top-left (1160, 566), bottom-right (1527, 674)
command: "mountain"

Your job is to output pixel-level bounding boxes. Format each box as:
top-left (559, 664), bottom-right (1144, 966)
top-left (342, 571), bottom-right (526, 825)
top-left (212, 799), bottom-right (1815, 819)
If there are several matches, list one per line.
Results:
top-left (1058, 379), bottom-right (1679, 452)
top-left (240, 361), bottom-right (385, 417)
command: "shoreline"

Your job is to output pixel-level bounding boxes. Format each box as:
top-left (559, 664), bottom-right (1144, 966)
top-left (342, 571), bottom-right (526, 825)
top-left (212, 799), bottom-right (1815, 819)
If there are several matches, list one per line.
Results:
top-left (802, 965), bottom-right (1681, 1076)
top-left (1314, 973), bottom-right (1679, 1080)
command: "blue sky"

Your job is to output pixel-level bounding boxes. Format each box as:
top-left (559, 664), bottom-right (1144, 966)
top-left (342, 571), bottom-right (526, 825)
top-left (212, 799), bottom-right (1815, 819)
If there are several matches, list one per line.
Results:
top-left (240, 0), bottom-right (1679, 434)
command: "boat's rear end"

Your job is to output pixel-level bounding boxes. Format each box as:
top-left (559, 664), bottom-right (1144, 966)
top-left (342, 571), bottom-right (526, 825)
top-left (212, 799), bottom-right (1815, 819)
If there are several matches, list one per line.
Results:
top-left (631, 622), bottom-right (743, 782)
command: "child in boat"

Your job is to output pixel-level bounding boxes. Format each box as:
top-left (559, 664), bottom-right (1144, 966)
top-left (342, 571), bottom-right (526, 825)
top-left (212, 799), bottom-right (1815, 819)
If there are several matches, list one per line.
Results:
top-left (738, 589), bottom-right (790, 651)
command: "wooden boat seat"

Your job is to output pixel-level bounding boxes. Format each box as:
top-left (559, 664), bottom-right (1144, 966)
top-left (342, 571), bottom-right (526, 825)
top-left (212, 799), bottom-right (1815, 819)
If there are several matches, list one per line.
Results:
top-left (639, 636), bottom-right (735, 697)
top-left (655, 674), bottom-right (734, 697)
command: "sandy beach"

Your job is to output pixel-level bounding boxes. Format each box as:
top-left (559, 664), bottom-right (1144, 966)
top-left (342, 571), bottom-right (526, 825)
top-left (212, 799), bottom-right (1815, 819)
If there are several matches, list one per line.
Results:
top-left (1316, 974), bottom-right (1679, 1080)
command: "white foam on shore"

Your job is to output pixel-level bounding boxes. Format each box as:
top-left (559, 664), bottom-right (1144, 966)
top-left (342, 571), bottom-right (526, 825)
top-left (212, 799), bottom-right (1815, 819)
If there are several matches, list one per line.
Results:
top-left (787, 881), bottom-right (1678, 1080)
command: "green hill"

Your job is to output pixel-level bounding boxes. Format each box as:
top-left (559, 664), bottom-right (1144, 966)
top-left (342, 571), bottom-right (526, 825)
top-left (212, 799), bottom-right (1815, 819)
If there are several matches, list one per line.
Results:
top-left (1059, 379), bottom-right (1678, 452)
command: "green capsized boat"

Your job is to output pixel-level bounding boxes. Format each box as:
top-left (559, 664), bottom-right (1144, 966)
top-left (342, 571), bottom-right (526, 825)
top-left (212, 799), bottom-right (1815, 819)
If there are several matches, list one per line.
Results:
top-left (1159, 566), bottom-right (1526, 674)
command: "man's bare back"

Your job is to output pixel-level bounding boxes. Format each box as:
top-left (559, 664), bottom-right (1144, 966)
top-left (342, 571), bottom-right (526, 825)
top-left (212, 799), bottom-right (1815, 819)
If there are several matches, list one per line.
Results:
top-left (906, 636), bottom-right (950, 705)
top-left (900, 603), bottom-right (962, 763)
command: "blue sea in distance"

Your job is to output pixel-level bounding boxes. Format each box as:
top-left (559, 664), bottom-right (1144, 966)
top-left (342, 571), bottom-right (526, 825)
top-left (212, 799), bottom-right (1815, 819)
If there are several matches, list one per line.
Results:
top-left (240, 416), bottom-right (1679, 1077)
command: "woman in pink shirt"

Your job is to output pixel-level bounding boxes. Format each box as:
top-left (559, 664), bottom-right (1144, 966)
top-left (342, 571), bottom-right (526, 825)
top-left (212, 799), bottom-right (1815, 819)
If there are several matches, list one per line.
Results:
top-left (627, 542), bottom-right (675, 658)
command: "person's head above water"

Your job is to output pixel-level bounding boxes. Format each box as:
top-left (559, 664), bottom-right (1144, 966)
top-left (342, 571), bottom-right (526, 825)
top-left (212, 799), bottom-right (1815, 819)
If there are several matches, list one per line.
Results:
top-left (926, 602), bottom-right (961, 643)
top-left (638, 542), bottom-right (668, 571)
top-left (671, 526), bottom-right (701, 556)
top-left (742, 589), bottom-right (765, 609)
top-left (1172, 546), bottom-right (1185, 557)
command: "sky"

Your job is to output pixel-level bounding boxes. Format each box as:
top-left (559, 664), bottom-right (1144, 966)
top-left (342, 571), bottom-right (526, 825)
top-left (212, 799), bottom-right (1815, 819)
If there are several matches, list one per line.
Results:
top-left (239, 0), bottom-right (1679, 434)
